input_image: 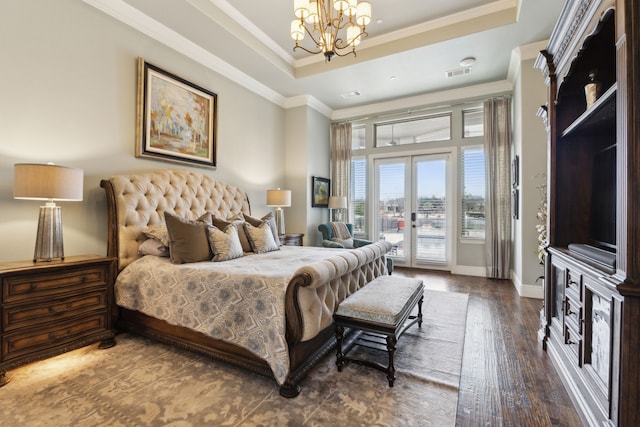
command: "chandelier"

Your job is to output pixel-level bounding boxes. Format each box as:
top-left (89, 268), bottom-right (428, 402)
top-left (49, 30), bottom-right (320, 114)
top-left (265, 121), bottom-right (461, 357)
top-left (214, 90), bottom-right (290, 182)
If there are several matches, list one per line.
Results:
top-left (290, 0), bottom-right (372, 62)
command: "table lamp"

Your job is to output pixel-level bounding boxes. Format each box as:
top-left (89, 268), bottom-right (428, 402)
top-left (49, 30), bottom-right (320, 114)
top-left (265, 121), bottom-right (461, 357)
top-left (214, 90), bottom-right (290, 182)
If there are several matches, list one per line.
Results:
top-left (328, 196), bottom-right (348, 222)
top-left (266, 188), bottom-right (291, 236)
top-left (13, 163), bottom-right (84, 262)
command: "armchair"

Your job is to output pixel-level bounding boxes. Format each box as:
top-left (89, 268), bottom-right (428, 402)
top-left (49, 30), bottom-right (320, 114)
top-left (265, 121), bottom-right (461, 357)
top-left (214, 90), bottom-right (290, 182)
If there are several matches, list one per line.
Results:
top-left (318, 222), bottom-right (372, 249)
top-left (318, 222), bottom-right (393, 274)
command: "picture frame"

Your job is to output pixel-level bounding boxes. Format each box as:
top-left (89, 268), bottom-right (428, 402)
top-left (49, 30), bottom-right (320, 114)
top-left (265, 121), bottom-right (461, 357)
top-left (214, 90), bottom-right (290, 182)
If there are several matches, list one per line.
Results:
top-left (136, 58), bottom-right (217, 168)
top-left (311, 176), bottom-right (330, 208)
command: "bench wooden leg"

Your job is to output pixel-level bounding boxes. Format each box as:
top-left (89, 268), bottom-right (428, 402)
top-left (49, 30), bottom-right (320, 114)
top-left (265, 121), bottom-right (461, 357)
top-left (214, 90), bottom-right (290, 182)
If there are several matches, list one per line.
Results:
top-left (335, 324), bottom-right (345, 372)
top-left (386, 334), bottom-right (397, 387)
top-left (417, 295), bottom-right (424, 328)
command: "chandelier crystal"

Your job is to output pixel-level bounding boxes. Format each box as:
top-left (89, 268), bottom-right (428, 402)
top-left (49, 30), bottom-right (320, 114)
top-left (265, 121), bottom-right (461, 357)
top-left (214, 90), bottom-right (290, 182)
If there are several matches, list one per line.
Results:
top-left (290, 0), bottom-right (371, 61)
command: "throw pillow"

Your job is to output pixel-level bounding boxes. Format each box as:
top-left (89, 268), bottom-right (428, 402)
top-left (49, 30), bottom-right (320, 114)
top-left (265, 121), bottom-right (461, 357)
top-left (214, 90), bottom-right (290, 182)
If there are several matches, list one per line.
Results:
top-left (164, 212), bottom-right (212, 264)
top-left (331, 237), bottom-right (354, 249)
top-left (244, 212), bottom-right (282, 246)
top-left (217, 213), bottom-right (252, 253)
top-left (243, 221), bottom-right (279, 254)
top-left (138, 238), bottom-right (170, 257)
top-left (207, 224), bottom-right (244, 262)
top-left (143, 225), bottom-right (170, 247)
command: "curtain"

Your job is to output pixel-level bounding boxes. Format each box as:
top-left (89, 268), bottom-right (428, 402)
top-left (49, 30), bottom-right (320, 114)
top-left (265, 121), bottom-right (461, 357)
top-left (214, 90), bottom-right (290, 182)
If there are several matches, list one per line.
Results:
top-left (484, 97), bottom-right (512, 279)
top-left (330, 123), bottom-right (352, 221)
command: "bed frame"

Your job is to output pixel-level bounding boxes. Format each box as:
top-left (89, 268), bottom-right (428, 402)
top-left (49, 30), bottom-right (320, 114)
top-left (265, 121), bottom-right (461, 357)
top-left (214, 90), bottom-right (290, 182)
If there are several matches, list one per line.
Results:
top-left (101, 169), bottom-right (390, 397)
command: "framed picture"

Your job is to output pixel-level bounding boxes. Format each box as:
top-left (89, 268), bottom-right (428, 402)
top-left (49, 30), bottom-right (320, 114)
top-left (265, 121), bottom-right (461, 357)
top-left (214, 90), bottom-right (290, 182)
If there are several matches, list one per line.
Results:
top-left (312, 176), bottom-right (330, 208)
top-left (136, 58), bottom-right (217, 168)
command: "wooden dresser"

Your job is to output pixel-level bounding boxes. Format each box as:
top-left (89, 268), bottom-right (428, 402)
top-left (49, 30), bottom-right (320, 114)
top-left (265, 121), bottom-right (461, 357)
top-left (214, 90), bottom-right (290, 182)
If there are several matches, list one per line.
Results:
top-left (0, 255), bottom-right (116, 385)
top-left (535, 1), bottom-right (640, 425)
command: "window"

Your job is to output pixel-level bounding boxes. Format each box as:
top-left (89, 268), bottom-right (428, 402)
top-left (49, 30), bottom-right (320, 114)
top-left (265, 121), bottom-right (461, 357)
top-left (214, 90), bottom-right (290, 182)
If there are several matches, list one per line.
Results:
top-left (463, 108), bottom-right (484, 138)
top-left (461, 146), bottom-right (485, 239)
top-left (352, 125), bottom-right (365, 149)
top-left (375, 114), bottom-right (451, 147)
top-left (350, 157), bottom-right (367, 237)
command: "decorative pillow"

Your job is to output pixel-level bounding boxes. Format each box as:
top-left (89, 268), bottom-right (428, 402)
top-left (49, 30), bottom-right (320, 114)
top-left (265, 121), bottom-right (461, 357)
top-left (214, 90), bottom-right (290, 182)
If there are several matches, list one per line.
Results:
top-left (331, 237), bottom-right (354, 249)
top-left (164, 212), bottom-right (212, 264)
top-left (207, 224), bottom-right (244, 262)
top-left (138, 238), bottom-right (170, 257)
top-left (143, 225), bottom-right (170, 247)
top-left (244, 212), bottom-right (282, 246)
top-left (243, 221), bottom-right (279, 254)
top-left (214, 214), bottom-right (252, 253)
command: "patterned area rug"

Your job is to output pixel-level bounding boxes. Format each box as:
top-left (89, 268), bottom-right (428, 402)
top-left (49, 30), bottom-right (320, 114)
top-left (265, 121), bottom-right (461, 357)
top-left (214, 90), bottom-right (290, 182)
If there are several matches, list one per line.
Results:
top-left (0, 289), bottom-right (469, 427)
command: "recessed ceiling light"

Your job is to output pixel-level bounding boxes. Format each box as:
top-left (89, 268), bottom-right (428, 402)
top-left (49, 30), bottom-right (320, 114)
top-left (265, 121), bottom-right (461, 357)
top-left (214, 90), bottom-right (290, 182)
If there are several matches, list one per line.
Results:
top-left (389, 75), bottom-right (397, 80)
top-left (376, 18), bottom-right (383, 24)
top-left (459, 57), bottom-right (476, 67)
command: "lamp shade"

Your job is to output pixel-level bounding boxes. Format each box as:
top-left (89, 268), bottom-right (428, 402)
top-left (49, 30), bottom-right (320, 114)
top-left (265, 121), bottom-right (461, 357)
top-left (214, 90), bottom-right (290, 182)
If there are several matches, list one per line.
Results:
top-left (266, 188), bottom-right (291, 207)
top-left (328, 196), bottom-right (347, 209)
top-left (14, 163), bottom-right (84, 201)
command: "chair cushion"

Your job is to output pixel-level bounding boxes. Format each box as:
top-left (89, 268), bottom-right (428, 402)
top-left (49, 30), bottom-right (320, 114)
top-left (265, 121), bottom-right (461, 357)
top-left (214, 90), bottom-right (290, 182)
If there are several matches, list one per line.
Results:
top-left (335, 276), bottom-right (423, 326)
top-left (331, 237), bottom-right (354, 248)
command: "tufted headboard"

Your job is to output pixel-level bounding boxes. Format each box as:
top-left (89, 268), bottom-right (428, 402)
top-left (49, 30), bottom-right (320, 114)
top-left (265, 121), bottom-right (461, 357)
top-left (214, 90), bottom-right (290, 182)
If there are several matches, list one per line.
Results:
top-left (101, 169), bottom-right (251, 271)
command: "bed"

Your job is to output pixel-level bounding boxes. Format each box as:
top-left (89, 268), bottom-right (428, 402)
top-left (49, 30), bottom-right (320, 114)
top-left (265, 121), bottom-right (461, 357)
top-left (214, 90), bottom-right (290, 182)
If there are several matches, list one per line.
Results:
top-left (100, 169), bottom-right (391, 397)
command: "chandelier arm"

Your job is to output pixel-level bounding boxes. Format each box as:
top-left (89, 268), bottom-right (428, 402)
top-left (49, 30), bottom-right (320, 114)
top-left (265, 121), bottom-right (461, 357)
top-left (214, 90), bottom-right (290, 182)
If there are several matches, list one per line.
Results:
top-left (302, 24), bottom-right (326, 52)
top-left (331, 47), bottom-right (357, 58)
top-left (294, 44), bottom-right (323, 55)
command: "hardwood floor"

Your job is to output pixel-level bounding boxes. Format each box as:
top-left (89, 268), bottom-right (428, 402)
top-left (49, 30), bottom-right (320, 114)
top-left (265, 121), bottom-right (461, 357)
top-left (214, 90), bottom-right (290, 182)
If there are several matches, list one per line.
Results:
top-left (394, 268), bottom-right (584, 427)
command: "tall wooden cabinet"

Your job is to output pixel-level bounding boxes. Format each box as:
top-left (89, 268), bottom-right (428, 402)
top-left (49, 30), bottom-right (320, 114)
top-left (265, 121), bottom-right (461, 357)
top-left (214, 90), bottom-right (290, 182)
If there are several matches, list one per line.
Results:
top-left (535, 1), bottom-right (640, 426)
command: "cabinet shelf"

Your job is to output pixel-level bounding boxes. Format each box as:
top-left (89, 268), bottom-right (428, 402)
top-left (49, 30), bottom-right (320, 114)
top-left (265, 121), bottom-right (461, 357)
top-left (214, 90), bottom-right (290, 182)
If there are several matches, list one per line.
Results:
top-left (561, 83), bottom-right (616, 139)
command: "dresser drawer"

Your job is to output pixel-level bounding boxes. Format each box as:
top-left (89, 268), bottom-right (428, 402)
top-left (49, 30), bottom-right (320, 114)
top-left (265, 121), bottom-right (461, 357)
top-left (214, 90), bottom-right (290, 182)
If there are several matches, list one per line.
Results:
top-left (565, 294), bottom-right (582, 333)
top-left (3, 291), bottom-right (107, 332)
top-left (566, 270), bottom-right (582, 294)
top-left (565, 324), bottom-right (582, 363)
top-left (2, 265), bottom-right (107, 303)
top-left (2, 312), bottom-right (108, 361)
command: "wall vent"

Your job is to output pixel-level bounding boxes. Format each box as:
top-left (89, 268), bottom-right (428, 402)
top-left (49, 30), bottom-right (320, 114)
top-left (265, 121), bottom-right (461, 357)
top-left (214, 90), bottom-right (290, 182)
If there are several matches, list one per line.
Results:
top-left (445, 67), bottom-right (471, 78)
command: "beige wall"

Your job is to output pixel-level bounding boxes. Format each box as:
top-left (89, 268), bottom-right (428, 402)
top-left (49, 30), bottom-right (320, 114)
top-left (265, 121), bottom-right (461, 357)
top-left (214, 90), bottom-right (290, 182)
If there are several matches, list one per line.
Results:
top-left (512, 56), bottom-right (548, 297)
top-left (284, 106), bottom-right (330, 247)
top-left (0, 0), bottom-right (288, 261)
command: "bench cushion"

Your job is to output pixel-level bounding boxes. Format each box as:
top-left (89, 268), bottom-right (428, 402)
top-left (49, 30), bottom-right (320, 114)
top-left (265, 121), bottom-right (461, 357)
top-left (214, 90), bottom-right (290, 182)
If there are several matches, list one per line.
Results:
top-left (335, 276), bottom-right (424, 326)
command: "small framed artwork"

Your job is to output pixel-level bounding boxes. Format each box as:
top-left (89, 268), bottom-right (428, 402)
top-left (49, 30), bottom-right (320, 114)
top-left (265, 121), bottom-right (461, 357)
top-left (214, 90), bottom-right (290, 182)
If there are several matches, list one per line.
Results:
top-left (312, 176), bottom-right (330, 208)
top-left (512, 155), bottom-right (519, 188)
top-left (136, 58), bottom-right (217, 168)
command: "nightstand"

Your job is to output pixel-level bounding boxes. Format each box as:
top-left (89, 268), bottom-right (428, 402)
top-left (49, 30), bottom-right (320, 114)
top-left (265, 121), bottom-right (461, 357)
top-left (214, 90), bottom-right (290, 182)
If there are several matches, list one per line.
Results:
top-left (0, 255), bottom-right (116, 386)
top-left (280, 233), bottom-right (304, 246)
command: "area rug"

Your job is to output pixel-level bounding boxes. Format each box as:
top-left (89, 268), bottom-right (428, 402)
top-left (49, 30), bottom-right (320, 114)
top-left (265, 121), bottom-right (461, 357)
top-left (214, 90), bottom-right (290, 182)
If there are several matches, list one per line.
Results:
top-left (0, 289), bottom-right (469, 427)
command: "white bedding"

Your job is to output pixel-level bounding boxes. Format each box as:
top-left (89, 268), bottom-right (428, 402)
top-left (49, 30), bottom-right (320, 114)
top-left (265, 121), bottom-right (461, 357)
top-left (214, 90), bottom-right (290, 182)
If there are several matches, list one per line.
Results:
top-left (114, 245), bottom-right (349, 384)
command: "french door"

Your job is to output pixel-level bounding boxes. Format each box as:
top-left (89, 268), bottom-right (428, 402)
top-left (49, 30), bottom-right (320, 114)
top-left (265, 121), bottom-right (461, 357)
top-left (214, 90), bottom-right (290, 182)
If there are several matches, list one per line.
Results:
top-left (374, 153), bottom-right (452, 269)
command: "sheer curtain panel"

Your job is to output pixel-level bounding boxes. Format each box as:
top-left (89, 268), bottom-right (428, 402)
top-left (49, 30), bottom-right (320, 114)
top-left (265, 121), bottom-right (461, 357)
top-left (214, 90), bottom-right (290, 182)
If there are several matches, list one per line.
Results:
top-left (331, 123), bottom-right (352, 220)
top-left (483, 97), bottom-right (512, 279)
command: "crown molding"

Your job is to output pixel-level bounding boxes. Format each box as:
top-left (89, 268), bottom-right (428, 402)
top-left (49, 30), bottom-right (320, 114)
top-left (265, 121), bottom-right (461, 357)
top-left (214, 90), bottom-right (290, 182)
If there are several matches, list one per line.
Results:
top-left (82, 0), bottom-right (287, 107)
top-left (295, 0), bottom-right (518, 77)
top-left (283, 95), bottom-right (333, 117)
top-left (507, 40), bottom-right (549, 83)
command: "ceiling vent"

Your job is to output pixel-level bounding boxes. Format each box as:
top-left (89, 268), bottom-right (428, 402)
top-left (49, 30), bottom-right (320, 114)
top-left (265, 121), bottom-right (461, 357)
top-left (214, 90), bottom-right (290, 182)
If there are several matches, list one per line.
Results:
top-left (445, 67), bottom-right (471, 78)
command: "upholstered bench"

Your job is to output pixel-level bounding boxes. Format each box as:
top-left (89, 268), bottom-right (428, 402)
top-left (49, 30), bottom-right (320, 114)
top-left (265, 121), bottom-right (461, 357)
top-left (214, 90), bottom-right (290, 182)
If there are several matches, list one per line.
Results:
top-left (333, 275), bottom-right (424, 387)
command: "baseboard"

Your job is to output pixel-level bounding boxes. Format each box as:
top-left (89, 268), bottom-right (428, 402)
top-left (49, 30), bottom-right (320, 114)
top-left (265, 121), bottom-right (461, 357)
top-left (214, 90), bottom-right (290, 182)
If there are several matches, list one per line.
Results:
top-left (511, 271), bottom-right (544, 299)
top-left (451, 265), bottom-right (486, 277)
